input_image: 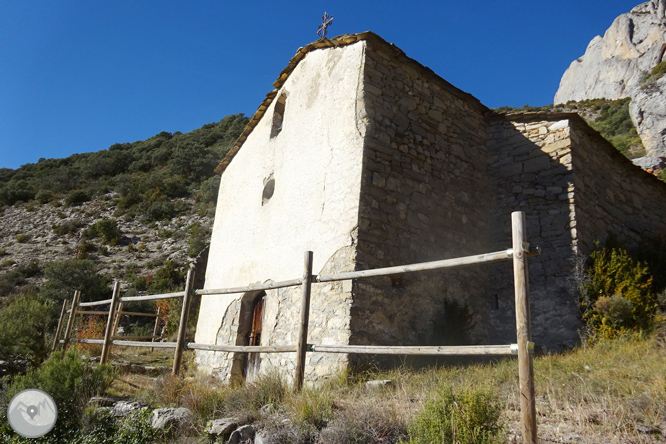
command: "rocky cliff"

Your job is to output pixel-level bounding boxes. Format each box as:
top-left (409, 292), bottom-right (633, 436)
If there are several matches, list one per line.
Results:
top-left (554, 0), bottom-right (666, 157)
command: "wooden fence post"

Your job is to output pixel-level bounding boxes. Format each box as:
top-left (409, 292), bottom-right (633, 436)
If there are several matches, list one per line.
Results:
top-left (61, 290), bottom-right (81, 356)
top-left (52, 299), bottom-right (69, 353)
top-left (101, 281), bottom-right (121, 364)
top-left (294, 251), bottom-right (314, 392)
top-left (512, 211), bottom-right (537, 444)
top-left (151, 306), bottom-right (162, 352)
top-left (173, 267), bottom-right (195, 376)
top-left (112, 302), bottom-right (124, 337)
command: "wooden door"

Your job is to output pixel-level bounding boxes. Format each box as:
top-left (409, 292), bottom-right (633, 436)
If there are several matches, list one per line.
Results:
top-left (245, 293), bottom-right (265, 379)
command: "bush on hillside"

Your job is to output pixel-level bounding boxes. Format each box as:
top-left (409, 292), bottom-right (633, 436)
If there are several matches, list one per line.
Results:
top-left (65, 190), bottom-right (92, 207)
top-left (86, 219), bottom-right (120, 245)
top-left (405, 387), bottom-right (504, 444)
top-left (580, 245), bottom-right (658, 339)
top-left (0, 351), bottom-right (116, 442)
top-left (41, 259), bottom-right (111, 303)
top-left (0, 293), bottom-right (54, 372)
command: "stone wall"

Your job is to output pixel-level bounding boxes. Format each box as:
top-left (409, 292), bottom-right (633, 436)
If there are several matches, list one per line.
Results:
top-left (569, 119), bottom-right (666, 253)
top-left (486, 116), bottom-right (579, 350)
top-left (486, 113), bottom-right (666, 351)
top-left (195, 42), bottom-right (367, 380)
top-left (350, 37), bottom-right (493, 359)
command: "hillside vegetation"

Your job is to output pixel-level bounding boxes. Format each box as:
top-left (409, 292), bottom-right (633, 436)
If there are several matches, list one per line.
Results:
top-left (0, 114), bottom-right (248, 374)
top-left (0, 114), bottom-right (247, 219)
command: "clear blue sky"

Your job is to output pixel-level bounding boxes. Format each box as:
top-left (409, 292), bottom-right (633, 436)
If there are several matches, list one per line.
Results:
top-left (0, 1), bottom-right (641, 169)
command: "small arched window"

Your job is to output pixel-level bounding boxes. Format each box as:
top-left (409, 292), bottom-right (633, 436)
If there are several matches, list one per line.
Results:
top-left (270, 93), bottom-right (287, 138)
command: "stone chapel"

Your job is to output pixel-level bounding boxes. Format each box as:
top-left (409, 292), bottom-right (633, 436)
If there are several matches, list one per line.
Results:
top-left (194, 32), bottom-right (666, 382)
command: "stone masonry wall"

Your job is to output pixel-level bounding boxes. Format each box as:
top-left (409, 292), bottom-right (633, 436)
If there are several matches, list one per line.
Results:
top-left (487, 116), bottom-right (579, 351)
top-left (195, 246), bottom-right (355, 383)
top-left (569, 121), bottom-right (666, 255)
top-left (350, 38), bottom-right (493, 359)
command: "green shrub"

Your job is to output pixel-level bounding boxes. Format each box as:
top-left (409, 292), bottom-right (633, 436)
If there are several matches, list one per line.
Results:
top-left (113, 408), bottom-right (167, 444)
top-left (41, 259), bottom-right (111, 303)
top-left (66, 190), bottom-right (91, 207)
top-left (138, 200), bottom-right (177, 222)
top-left (73, 408), bottom-right (118, 444)
top-left (0, 293), bottom-right (54, 372)
top-left (35, 189), bottom-right (55, 204)
top-left (188, 234), bottom-right (207, 258)
top-left (650, 61), bottom-right (666, 80)
top-left (196, 175), bottom-right (220, 204)
top-left (15, 233), bottom-right (29, 243)
top-left (88, 219), bottom-right (120, 245)
top-left (76, 240), bottom-right (95, 259)
top-left (0, 260), bottom-right (41, 295)
top-left (580, 245), bottom-right (658, 339)
top-left (52, 219), bottom-right (83, 235)
top-left (406, 387), bottom-right (503, 444)
top-left (1, 351), bottom-right (116, 442)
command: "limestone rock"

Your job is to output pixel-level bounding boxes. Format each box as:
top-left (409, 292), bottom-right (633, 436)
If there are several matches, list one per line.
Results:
top-left (365, 379), bottom-right (393, 389)
top-left (150, 407), bottom-right (192, 430)
top-left (206, 417), bottom-right (239, 437)
top-left (629, 76), bottom-right (666, 156)
top-left (554, 0), bottom-right (666, 103)
top-left (112, 400), bottom-right (147, 417)
top-left (631, 155), bottom-right (665, 170)
top-left (227, 424), bottom-right (255, 444)
top-left (554, 0), bottom-right (666, 157)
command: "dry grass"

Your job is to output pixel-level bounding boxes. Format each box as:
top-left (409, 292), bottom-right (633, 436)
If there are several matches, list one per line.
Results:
top-left (101, 335), bottom-right (665, 443)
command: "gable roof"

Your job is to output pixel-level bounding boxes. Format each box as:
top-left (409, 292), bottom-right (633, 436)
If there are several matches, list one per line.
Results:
top-left (215, 32), bottom-right (374, 174)
top-left (215, 31), bottom-right (489, 175)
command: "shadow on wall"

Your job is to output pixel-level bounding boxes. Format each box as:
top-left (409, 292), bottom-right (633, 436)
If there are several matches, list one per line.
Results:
top-left (486, 117), bottom-right (579, 352)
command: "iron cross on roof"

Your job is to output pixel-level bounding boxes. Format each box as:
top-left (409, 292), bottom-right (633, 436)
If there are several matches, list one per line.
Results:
top-left (317, 12), bottom-right (333, 39)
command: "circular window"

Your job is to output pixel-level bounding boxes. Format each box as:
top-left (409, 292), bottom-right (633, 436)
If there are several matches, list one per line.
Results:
top-left (262, 178), bottom-right (275, 205)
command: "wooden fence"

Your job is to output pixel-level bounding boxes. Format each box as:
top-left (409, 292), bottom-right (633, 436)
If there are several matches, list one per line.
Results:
top-left (53, 211), bottom-right (538, 444)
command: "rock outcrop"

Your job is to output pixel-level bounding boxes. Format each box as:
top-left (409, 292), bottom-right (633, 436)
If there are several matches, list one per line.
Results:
top-left (629, 75), bottom-right (666, 156)
top-left (554, 0), bottom-right (666, 156)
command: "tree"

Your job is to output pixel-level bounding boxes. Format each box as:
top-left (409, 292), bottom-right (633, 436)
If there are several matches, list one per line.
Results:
top-left (41, 259), bottom-right (111, 303)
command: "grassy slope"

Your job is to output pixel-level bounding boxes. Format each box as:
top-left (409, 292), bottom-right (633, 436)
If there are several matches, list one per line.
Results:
top-left (104, 335), bottom-right (665, 443)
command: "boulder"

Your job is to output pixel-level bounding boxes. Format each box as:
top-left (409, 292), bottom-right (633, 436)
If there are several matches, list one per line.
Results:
top-left (112, 400), bottom-right (147, 417)
top-left (227, 424), bottom-right (255, 444)
top-left (365, 379), bottom-right (393, 389)
top-left (150, 407), bottom-right (192, 431)
top-left (206, 417), bottom-right (239, 437)
top-left (631, 156), bottom-right (666, 171)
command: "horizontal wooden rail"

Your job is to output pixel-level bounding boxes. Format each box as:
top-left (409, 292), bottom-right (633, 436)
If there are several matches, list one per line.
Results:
top-left (112, 340), bottom-right (177, 349)
top-left (196, 278), bottom-right (303, 296)
top-left (75, 310), bottom-right (109, 316)
top-left (186, 343), bottom-right (297, 353)
top-left (120, 291), bottom-right (185, 302)
top-left (78, 299), bottom-right (113, 307)
top-left (111, 335), bottom-right (160, 340)
top-left (70, 338), bottom-right (105, 344)
top-left (317, 249), bottom-right (514, 283)
top-left (308, 344), bottom-right (517, 355)
top-left (116, 311), bottom-right (165, 318)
